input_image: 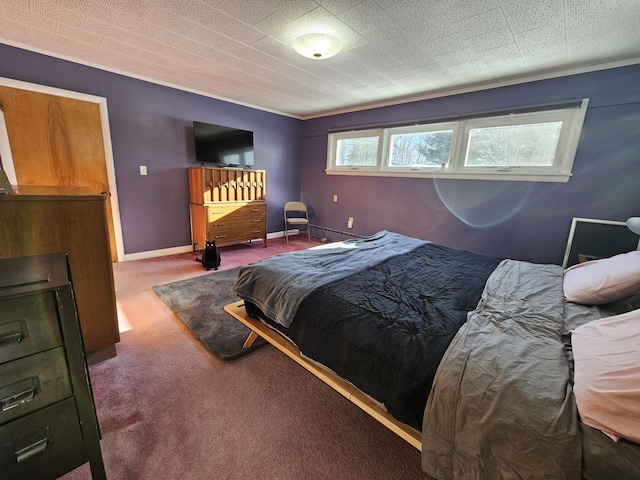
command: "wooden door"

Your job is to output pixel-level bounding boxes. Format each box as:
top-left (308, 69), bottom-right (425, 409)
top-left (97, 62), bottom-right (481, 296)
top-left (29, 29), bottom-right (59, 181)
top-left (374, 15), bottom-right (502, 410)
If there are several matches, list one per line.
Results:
top-left (0, 86), bottom-right (118, 260)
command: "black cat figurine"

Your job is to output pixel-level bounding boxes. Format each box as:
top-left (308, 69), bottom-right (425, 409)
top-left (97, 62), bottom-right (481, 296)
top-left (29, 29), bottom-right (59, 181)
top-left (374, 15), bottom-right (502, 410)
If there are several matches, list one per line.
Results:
top-left (197, 240), bottom-right (221, 271)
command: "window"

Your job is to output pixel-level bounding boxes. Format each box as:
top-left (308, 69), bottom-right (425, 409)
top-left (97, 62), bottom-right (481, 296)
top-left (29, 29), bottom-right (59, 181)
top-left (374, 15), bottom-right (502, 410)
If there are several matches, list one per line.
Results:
top-left (330, 129), bottom-right (382, 168)
top-left (326, 99), bottom-right (588, 182)
top-left (387, 124), bottom-right (456, 169)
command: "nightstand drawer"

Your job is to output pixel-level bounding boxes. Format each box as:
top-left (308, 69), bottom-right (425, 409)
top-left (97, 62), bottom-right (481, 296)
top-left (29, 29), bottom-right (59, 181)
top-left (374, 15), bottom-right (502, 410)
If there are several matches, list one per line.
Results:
top-left (0, 293), bottom-right (62, 364)
top-left (0, 348), bottom-right (72, 424)
top-left (0, 398), bottom-right (83, 475)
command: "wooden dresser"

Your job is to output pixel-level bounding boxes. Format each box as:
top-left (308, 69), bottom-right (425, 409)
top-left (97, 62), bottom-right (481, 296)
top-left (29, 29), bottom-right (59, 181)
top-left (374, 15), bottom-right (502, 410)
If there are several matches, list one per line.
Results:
top-left (188, 167), bottom-right (267, 249)
top-left (0, 253), bottom-right (105, 479)
top-left (0, 185), bottom-right (119, 364)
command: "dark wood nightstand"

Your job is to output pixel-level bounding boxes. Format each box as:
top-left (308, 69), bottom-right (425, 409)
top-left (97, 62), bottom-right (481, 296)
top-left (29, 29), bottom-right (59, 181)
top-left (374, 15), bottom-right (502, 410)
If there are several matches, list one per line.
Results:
top-left (0, 253), bottom-right (106, 479)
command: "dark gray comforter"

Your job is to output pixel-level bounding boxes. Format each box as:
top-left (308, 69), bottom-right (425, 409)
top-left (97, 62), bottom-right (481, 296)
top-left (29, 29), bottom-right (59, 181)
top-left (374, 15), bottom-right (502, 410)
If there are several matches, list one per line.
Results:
top-left (234, 230), bottom-right (427, 327)
top-left (422, 260), bottom-right (591, 479)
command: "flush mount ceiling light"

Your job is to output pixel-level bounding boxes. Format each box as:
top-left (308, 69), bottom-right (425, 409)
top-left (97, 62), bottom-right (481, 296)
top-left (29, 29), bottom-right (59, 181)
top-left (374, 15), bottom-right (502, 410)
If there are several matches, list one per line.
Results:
top-left (293, 33), bottom-right (343, 59)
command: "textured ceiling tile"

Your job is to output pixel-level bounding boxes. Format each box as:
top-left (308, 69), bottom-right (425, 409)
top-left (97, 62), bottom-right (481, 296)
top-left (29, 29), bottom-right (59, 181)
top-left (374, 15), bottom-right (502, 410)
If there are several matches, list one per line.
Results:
top-left (499, 0), bottom-right (562, 18)
top-left (60, 0), bottom-right (118, 23)
top-left (475, 43), bottom-right (521, 64)
top-left (145, 6), bottom-right (196, 35)
top-left (178, 1), bottom-right (233, 30)
top-left (506, 1), bottom-right (563, 33)
top-left (281, 5), bottom-right (348, 41)
top-left (15, 10), bottom-right (55, 33)
top-left (186, 24), bottom-right (231, 48)
top-left (107, 0), bottom-right (153, 19)
top-left (147, 0), bottom-right (192, 14)
top-left (361, 22), bottom-right (411, 44)
top-left (32, 1), bottom-right (85, 28)
top-left (215, 0), bottom-right (280, 26)
top-left (127, 34), bottom-right (171, 54)
top-left (218, 39), bottom-right (261, 59)
top-left (112, 12), bottom-right (165, 39)
top-left (467, 28), bottom-right (515, 53)
top-left (453, 8), bottom-right (508, 39)
top-left (0, 0), bottom-right (29, 13)
top-left (0, 17), bottom-right (30, 38)
top-left (437, 0), bottom-right (501, 22)
top-left (374, 0), bottom-right (401, 7)
top-left (422, 32), bottom-right (468, 56)
top-left (513, 22), bottom-right (564, 49)
top-left (100, 37), bottom-right (146, 58)
top-left (85, 18), bottom-right (131, 42)
top-left (315, 0), bottom-right (364, 15)
top-left (432, 46), bottom-right (477, 66)
top-left (253, 0), bottom-right (319, 37)
top-left (385, 0), bottom-right (443, 21)
top-left (56, 23), bottom-right (104, 46)
top-left (216, 18), bottom-right (266, 44)
top-left (338, 0), bottom-right (390, 32)
top-left (156, 30), bottom-right (201, 52)
top-left (405, 14), bottom-right (459, 42)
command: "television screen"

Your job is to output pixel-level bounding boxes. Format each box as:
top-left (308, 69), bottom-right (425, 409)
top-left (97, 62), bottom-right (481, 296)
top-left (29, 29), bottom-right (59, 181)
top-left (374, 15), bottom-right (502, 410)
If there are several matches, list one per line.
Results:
top-left (193, 121), bottom-right (254, 167)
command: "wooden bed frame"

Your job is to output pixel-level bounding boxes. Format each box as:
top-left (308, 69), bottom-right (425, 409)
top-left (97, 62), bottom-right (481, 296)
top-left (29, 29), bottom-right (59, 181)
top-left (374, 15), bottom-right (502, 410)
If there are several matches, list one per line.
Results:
top-left (224, 300), bottom-right (422, 451)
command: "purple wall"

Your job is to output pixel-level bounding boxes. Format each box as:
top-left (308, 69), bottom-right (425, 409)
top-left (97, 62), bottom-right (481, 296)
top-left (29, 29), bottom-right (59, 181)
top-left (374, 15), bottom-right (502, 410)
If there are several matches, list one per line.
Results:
top-left (300, 64), bottom-right (640, 264)
top-left (0, 44), bottom-right (301, 254)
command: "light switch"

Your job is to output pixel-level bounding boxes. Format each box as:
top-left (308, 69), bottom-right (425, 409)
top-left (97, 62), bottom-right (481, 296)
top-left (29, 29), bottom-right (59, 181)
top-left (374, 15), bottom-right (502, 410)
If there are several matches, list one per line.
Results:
top-left (333, 194), bottom-right (338, 202)
top-left (139, 165), bottom-right (147, 176)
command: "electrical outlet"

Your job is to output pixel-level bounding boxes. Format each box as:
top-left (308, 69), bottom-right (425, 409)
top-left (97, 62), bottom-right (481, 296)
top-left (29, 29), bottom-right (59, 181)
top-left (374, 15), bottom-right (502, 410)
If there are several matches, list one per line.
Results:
top-left (139, 165), bottom-right (147, 176)
top-left (347, 217), bottom-right (354, 229)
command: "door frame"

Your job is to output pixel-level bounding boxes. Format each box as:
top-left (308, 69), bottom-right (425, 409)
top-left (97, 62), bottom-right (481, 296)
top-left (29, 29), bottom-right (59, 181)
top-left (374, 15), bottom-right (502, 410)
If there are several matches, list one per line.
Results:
top-left (0, 76), bottom-right (125, 262)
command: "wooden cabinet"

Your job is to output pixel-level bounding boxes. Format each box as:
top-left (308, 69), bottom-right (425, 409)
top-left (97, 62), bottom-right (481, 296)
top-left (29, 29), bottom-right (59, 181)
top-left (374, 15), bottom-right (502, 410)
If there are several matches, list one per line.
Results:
top-left (0, 185), bottom-right (119, 364)
top-left (188, 167), bottom-right (267, 249)
top-left (0, 253), bottom-right (105, 479)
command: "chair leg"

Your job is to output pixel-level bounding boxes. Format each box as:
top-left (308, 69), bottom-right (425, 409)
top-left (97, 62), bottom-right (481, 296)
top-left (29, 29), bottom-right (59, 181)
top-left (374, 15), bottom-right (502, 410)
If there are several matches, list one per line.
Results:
top-left (285, 221), bottom-right (289, 244)
top-left (307, 224), bottom-right (311, 242)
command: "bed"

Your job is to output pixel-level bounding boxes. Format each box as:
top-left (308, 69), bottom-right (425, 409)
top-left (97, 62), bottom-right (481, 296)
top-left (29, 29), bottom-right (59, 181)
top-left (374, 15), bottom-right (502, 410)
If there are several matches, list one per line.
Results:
top-left (225, 231), bottom-right (640, 479)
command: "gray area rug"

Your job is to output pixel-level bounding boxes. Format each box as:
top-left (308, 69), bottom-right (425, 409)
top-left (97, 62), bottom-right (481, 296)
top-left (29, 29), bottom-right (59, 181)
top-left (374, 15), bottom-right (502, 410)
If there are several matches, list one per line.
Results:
top-left (152, 267), bottom-right (266, 360)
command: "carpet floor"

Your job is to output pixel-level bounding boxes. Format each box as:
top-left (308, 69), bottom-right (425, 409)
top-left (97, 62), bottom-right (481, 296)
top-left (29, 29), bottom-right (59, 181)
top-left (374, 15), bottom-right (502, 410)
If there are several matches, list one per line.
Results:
top-left (60, 236), bottom-right (430, 480)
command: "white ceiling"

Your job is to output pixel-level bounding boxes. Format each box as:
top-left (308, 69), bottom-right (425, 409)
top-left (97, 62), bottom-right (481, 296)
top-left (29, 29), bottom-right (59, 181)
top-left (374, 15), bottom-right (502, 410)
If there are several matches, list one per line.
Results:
top-left (1, 0), bottom-right (639, 119)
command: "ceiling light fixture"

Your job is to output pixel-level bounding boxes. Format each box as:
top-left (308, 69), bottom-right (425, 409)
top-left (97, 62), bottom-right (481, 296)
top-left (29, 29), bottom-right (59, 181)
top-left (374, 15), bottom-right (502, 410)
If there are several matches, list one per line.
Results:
top-left (293, 33), bottom-right (343, 60)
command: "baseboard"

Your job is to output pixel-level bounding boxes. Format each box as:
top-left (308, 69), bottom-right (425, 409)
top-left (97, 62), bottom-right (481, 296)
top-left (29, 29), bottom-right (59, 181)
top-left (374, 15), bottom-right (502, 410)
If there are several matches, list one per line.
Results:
top-left (121, 231), bottom-right (292, 262)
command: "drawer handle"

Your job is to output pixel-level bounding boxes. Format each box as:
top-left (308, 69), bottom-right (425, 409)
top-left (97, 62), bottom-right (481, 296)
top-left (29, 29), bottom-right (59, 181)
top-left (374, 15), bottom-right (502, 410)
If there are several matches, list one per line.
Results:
top-left (214, 235), bottom-right (227, 239)
top-left (210, 211), bottom-right (225, 215)
top-left (251, 219), bottom-right (261, 223)
top-left (212, 223), bottom-right (225, 226)
top-left (1, 376), bottom-right (40, 412)
top-left (0, 320), bottom-right (28, 347)
top-left (14, 429), bottom-right (52, 463)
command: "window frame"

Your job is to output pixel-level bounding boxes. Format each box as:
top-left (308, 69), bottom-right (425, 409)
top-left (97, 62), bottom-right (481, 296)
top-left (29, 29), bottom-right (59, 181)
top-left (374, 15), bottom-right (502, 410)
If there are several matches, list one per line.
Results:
top-left (328, 128), bottom-right (384, 172)
top-left (326, 99), bottom-right (589, 182)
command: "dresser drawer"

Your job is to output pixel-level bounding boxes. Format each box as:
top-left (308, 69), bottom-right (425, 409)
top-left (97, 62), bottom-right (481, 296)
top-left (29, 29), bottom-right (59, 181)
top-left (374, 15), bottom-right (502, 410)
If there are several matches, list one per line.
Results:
top-left (0, 348), bottom-right (72, 424)
top-left (206, 203), bottom-right (265, 221)
top-left (207, 215), bottom-right (265, 231)
top-left (0, 398), bottom-right (83, 475)
top-left (208, 224), bottom-right (265, 243)
top-left (0, 293), bottom-right (62, 364)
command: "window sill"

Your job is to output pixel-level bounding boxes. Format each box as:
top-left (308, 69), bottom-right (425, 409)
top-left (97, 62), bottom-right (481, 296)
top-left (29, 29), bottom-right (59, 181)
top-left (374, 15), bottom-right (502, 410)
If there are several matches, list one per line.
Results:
top-left (325, 169), bottom-right (572, 183)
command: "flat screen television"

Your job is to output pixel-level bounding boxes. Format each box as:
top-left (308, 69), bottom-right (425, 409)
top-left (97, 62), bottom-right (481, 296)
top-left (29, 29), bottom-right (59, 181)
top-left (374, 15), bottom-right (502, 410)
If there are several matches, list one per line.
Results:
top-left (193, 121), bottom-right (254, 168)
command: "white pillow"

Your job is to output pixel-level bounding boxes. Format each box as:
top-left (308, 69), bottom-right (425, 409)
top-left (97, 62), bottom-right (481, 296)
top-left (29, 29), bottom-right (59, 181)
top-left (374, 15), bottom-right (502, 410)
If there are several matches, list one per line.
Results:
top-left (563, 250), bottom-right (640, 305)
top-left (572, 308), bottom-right (640, 443)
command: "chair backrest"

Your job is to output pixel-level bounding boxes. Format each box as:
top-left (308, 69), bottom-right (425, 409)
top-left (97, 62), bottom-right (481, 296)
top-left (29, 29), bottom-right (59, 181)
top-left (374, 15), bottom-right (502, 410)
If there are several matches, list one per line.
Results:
top-left (284, 201), bottom-right (308, 215)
